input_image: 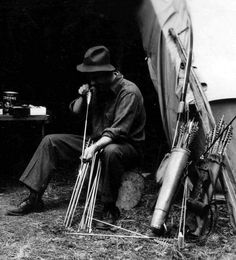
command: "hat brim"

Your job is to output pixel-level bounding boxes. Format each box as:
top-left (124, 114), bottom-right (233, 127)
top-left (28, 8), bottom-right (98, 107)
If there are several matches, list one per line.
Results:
top-left (76, 63), bottom-right (115, 72)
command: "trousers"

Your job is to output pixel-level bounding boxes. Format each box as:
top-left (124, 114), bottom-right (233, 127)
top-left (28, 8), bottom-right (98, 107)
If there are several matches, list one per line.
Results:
top-left (20, 134), bottom-right (140, 203)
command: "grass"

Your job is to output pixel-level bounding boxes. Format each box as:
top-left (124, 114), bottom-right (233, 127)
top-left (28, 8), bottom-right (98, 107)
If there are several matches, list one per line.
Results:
top-left (0, 179), bottom-right (236, 260)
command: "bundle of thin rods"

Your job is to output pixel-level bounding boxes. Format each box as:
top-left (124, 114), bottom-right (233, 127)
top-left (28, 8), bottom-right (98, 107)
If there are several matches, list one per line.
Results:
top-left (78, 154), bottom-right (101, 232)
top-left (205, 115), bottom-right (233, 156)
top-left (175, 119), bottom-right (199, 149)
top-left (64, 143), bottom-right (101, 231)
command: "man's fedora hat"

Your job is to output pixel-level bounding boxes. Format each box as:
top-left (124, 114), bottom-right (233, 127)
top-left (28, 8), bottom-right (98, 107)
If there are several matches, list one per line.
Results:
top-left (77, 46), bottom-right (115, 73)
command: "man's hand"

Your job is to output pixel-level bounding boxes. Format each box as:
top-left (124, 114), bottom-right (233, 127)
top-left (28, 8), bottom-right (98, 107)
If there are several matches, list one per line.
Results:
top-left (78, 84), bottom-right (90, 96)
top-left (82, 136), bottom-right (112, 162)
top-left (82, 143), bottom-right (98, 162)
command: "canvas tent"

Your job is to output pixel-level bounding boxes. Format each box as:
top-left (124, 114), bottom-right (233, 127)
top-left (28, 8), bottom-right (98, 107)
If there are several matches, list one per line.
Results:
top-left (137, 0), bottom-right (236, 229)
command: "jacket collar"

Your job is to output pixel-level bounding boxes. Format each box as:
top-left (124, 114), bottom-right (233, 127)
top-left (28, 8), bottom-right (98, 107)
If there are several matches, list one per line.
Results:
top-left (109, 72), bottom-right (124, 96)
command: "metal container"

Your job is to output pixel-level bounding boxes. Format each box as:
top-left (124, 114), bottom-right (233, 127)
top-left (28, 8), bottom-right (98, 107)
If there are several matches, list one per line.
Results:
top-left (151, 147), bottom-right (190, 230)
top-left (3, 91), bottom-right (19, 114)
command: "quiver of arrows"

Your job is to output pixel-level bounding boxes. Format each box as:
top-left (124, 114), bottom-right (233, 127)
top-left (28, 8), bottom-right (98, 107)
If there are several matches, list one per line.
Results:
top-left (152, 119), bottom-right (199, 234)
top-left (187, 116), bottom-right (233, 237)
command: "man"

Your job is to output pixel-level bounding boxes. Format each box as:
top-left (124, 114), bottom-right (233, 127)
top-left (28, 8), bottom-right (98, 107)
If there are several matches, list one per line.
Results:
top-left (6, 46), bottom-right (146, 227)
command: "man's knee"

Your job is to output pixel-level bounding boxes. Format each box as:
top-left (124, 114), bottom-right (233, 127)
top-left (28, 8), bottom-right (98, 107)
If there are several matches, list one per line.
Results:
top-left (102, 144), bottom-right (123, 161)
top-left (41, 134), bottom-right (63, 147)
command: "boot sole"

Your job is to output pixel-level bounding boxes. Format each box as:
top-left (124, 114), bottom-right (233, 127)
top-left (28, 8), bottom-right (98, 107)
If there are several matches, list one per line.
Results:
top-left (5, 208), bottom-right (44, 216)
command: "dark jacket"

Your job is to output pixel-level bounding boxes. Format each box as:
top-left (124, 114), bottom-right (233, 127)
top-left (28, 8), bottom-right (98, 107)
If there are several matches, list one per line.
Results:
top-left (69, 73), bottom-right (146, 150)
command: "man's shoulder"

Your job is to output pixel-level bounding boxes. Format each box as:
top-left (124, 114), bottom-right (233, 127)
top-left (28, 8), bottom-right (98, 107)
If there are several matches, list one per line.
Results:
top-left (120, 78), bottom-right (142, 97)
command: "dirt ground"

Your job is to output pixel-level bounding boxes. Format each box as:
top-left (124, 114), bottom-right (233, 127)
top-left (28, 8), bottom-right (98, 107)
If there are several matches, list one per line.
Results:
top-left (1, 180), bottom-right (236, 260)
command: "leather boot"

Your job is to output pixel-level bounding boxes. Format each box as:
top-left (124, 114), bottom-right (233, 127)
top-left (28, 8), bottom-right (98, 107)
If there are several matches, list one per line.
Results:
top-left (95, 202), bottom-right (120, 230)
top-left (6, 191), bottom-right (44, 216)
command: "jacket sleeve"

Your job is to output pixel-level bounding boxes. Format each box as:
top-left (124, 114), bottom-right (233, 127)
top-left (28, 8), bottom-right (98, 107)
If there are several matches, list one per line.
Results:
top-left (102, 92), bottom-right (140, 140)
top-left (69, 96), bottom-right (85, 113)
